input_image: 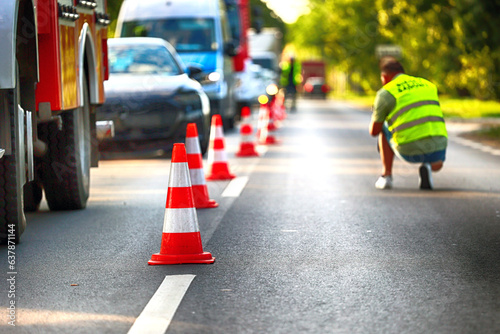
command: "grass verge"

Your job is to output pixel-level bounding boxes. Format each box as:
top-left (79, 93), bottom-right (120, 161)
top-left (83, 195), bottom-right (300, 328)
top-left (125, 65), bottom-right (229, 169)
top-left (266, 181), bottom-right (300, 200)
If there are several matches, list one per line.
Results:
top-left (461, 125), bottom-right (500, 148)
top-left (334, 93), bottom-right (500, 144)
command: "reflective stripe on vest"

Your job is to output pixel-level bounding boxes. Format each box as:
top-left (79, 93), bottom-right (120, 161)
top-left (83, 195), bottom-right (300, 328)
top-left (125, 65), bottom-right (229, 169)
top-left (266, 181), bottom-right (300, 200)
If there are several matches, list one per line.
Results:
top-left (388, 100), bottom-right (441, 127)
top-left (384, 74), bottom-right (447, 145)
top-left (391, 116), bottom-right (445, 133)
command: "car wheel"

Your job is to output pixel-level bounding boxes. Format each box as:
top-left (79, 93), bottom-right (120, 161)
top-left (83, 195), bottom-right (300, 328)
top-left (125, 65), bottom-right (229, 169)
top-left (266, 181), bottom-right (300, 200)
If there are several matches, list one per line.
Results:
top-left (39, 76), bottom-right (91, 210)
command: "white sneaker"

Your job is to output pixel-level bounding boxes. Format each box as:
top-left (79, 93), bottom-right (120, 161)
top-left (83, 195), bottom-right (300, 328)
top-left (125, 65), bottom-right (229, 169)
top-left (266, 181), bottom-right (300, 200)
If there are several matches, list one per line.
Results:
top-left (375, 175), bottom-right (393, 189)
top-left (419, 163), bottom-right (433, 190)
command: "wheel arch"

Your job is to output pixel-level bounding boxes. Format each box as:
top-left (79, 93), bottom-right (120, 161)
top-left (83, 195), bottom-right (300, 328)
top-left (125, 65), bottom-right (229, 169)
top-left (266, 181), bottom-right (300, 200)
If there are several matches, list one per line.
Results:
top-left (78, 23), bottom-right (99, 106)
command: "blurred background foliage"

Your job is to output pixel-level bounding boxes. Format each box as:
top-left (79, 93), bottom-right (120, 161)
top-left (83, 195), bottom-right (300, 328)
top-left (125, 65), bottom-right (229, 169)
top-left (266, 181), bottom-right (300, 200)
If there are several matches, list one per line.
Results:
top-left (288, 0), bottom-right (500, 100)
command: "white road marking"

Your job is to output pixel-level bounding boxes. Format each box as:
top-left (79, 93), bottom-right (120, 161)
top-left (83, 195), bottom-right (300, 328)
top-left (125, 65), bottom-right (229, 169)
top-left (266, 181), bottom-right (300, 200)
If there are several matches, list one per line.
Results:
top-left (221, 176), bottom-right (249, 197)
top-left (128, 275), bottom-right (195, 334)
top-left (452, 137), bottom-right (500, 156)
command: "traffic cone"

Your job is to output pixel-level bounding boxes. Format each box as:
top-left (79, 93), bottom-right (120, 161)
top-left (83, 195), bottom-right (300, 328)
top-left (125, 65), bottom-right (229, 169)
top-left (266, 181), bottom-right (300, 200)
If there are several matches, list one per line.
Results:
top-left (205, 114), bottom-right (236, 180)
top-left (236, 107), bottom-right (259, 157)
top-left (185, 123), bottom-right (218, 208)
top-left (275, 89), bottom-right (287, 121)
top-left (240, 105), bottom-right (251, 123)
top-left (148, 143), bottom-right (215, 265)
top-left (257, 103), bottom-right (279, 145)
top-left (267, 96), bottom-right (278, 132)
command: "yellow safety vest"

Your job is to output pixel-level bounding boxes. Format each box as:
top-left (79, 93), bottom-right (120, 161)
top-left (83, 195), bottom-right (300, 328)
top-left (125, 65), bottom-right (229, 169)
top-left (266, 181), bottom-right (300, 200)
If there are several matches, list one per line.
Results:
top-left (384, 74), bottom-right (448, 146)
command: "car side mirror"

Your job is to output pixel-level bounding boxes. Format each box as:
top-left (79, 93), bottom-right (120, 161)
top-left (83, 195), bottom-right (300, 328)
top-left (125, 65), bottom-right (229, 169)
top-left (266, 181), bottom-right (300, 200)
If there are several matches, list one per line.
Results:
top-left (224, 41), bottom-right (238, 57)
top-left (187, 65), bottom-right (203, 78)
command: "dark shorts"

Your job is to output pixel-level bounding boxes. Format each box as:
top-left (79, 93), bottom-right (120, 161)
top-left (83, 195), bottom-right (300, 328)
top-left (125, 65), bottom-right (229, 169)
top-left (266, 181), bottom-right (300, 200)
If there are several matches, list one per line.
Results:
top-left (382, 124), bottom-right (446, 164)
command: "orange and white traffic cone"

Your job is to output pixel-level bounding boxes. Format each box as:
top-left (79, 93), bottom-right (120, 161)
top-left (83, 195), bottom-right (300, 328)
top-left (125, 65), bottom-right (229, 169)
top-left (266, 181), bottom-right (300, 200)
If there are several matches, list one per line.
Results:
top-left (205, 114), bottom-right (236, 180)
top-left (257, 103), bottom-right (278, 145)
top-left (240, 105), bottom-right (251, 123)
top-left (267, 96), bottom-right (279, 131)
top-left (148, 143), bottom-right (215, 265)
top-left (274, 89), bottom-right (287, 121)
top-left (185, 123), bottom-right (218, 209)
top-left (236, 107), bottom-right (259, 157)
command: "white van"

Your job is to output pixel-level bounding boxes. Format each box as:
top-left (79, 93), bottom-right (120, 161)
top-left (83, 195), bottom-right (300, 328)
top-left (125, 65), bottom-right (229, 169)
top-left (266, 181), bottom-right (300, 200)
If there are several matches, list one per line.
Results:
top-left (116, 0), bottom-right (238, 128)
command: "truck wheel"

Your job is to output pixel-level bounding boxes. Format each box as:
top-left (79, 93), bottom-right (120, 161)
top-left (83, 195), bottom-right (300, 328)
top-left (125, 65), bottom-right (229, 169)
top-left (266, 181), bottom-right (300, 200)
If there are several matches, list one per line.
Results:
top-left (0, 70), bottom-right (26, 243)
top-left (23, 181), bottom-right (43, 212)
top-left (39, 77), bottom-right (91, 210)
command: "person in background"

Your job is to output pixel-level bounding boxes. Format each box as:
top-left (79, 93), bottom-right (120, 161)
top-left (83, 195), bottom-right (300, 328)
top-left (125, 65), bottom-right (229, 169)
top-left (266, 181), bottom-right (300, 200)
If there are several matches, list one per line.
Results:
top-left (369, 57), bottom-right (448, 190)
top-left (280, 56), bottom-right (302, 112)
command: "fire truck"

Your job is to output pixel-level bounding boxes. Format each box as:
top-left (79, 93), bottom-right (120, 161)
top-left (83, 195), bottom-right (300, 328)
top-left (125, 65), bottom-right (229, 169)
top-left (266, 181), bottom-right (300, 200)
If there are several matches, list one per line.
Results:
top-left (0, 0), bottom-right (111, 243)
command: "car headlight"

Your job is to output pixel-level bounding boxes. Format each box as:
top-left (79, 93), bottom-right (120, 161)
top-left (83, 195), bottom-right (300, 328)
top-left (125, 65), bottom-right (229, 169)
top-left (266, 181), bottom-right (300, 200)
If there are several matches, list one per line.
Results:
top-left (173, 93), bottom-right (202, 112)
top-left (198, 72), bottom-right (221, 86)
top-left (258, 94), bottom-right (269, 105)
top-left (266, 84), bottom-right (279, 96)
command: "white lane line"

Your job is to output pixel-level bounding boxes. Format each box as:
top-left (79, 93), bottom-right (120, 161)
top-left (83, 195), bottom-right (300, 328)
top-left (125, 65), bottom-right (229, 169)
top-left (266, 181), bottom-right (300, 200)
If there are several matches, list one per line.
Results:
top-left (452, 137), bottom-right (500, 156)
top-left (128, 275), bottom-right (195, 334)
top-left (221, 176), bottom-right (249, 197)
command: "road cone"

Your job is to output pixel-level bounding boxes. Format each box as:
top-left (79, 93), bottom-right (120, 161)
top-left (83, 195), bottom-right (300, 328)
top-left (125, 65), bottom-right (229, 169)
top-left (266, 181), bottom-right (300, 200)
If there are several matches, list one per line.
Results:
top-left (236, 107), bottom-right (259, 157)
top-left (267, 96), bottom-right (279, 132)
top-left (148, 143), bottom-right (215, 265)
top-left (257, 103), bottom-right (278, 145)
top-left (240, 105), bottom-right (251, 123)
top-left (185, 123), bottom-right (218, 209)
top-left (205, 114), bottom-right (236, 180)
top-left (274, 89), bottom-right (287, 121)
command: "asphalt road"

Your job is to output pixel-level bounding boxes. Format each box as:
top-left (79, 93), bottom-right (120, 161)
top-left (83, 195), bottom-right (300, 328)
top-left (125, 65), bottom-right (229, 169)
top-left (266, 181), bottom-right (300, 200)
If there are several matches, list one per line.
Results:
top-left (1, 99), bottom-right (499, 334)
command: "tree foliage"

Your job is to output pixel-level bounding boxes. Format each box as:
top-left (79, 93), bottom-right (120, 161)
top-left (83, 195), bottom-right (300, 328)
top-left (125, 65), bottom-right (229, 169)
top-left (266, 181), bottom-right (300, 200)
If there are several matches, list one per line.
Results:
top-left (289, 0), bottom-right (500, 99)
top-left (250, 0), bottom-right (286, 34)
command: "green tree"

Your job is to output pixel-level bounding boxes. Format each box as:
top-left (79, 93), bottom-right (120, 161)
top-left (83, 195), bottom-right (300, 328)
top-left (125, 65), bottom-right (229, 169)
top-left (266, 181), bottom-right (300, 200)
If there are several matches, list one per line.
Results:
top-left (288, 0), bottom-right (500, 99)
top-left (250, 0), bottom-right (286, 34)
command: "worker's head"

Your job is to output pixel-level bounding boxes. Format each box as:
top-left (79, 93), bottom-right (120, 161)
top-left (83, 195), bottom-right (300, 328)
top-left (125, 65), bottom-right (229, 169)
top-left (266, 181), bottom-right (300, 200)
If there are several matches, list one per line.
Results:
top-left (379, 56), bottom-right (404, 85)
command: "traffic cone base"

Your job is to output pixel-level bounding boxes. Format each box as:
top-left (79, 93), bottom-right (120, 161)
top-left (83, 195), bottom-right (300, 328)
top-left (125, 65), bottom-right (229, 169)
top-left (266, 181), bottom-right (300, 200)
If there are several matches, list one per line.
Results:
top-left (262, 136), bottom-right (280, 145)
top-left (192, 185), bottom-right (219, 208)
top-left (149, 252), bottom-right (215, 265)
top-left (206, 162), bottom-right (236, 180)
top-left (149, 231), bottom-right (215, 265)
top-left (236, 143), bottom-right (259, 157)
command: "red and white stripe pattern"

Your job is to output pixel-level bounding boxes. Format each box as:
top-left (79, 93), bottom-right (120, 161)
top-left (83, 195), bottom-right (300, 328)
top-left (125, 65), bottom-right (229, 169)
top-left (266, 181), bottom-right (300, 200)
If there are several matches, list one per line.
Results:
top-left (206, 114), bottom-right (236, 180)
top-left (236, 106), bottom-right (259, 157)
top-left (236, 123), bottom-right (259, 157)
top-left (148, 143), bottom-right (215, 265)
top-left (257, 103), bottom-right (278, 145)
top-left (185, 123), bottom-right (218, 208)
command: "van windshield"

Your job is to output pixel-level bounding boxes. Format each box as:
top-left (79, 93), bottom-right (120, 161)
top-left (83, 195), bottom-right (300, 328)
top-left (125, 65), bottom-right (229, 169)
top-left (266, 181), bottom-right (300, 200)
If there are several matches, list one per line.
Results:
top-left (122, 19), bottom-right (217, 53)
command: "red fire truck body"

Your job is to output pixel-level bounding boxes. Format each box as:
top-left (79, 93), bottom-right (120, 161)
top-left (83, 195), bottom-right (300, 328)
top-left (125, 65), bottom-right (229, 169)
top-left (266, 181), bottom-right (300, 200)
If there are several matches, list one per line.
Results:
top-left (0, 0), bottom-right (111, 243)
top-left (36, 0), bottom-right (109, 112)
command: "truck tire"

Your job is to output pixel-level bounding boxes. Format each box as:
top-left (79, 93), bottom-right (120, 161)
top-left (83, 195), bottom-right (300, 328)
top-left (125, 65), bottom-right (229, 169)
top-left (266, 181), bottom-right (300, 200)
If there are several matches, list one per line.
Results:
top-left (0, 69), bottom-right (27, 244)
top-left (23, 181), bottom-right (43, 212)
top-left (39, 76), bottom-right (91, 210)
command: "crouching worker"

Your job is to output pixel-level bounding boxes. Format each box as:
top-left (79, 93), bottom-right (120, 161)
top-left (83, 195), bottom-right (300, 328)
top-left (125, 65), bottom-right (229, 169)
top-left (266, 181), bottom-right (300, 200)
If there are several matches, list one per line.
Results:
top-left (369, 57), bottom-right (448, 190)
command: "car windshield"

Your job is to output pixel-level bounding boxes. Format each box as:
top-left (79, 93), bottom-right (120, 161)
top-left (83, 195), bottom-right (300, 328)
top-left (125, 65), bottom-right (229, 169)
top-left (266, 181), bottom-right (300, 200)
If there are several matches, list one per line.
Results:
top-left (108, 44), bottom-right (182, 75)
top-left (122, 19), bottom-right (217, 52)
